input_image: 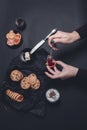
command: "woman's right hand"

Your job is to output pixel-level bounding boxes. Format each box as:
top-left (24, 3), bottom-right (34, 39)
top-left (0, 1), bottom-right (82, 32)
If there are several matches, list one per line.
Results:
top-left (48, 31), bottom-right (80, 50)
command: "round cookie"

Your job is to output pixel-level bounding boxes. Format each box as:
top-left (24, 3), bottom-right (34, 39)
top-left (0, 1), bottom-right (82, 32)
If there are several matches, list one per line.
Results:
top-left (28, 73), bottom-right (37, 85)
top-left (20, 77), bottom-right (31, 89)
top-left (10, 70), bottom-right (23, 82)
top-left (31, 79), bottom-right (40, 90)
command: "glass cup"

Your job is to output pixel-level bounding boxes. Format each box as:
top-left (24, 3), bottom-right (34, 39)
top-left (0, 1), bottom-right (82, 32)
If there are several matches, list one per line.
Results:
top-left (15, 18), bottom-right (26, 30)
top-left (46, 55), bottom-right (56, 68)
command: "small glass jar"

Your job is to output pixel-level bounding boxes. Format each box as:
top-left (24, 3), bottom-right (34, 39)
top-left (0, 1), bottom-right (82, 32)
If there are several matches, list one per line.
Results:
top-left (15, 17), bottom-right (26, 30)
top-left (46, 55), bottom-right (56, 68)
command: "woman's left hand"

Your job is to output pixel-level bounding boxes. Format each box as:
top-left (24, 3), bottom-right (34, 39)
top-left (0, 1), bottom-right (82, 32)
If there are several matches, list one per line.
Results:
top-left (45, 61), bottom-right (79, 80)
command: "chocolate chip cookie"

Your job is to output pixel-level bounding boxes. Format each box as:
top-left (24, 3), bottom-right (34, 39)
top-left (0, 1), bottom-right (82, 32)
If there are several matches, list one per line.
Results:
top-left (28, 73), bottom-right (37, 85)
top-left (10, 70), bottom-right (23, 82)
top-left (31, 79), bottom-right (40, 90)
top-left (20, 77), bottom-right (31, 89)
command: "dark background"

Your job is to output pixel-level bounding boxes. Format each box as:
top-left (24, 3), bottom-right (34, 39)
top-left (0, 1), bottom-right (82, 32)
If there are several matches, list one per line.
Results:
top-left (0, 0), bottom-right (87, 130)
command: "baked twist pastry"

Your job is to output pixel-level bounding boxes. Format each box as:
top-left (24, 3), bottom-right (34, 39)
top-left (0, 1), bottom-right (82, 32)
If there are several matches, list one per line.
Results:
top-left (10, 70), bottom-right (23, 82)
top-left (20, 77), bottom-right (31, 89)
top-left (6, 89), bottom-right (24, 102)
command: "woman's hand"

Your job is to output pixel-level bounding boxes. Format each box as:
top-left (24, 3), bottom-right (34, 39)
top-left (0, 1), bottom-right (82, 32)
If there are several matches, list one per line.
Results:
top-left (45, 61), bottom-right (79, 80)
top-left (48, 31), bottom-right (80, 50)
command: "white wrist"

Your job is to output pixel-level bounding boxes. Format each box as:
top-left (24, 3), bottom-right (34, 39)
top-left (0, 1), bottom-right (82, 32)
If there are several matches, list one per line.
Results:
top-left (71, 31), bottom-right (80, 42)
top-left (73, 67), bottom-right (79, 77)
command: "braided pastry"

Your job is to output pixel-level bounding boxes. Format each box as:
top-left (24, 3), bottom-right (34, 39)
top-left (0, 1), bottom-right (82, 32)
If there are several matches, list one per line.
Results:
top-left (6, 89), bottom-right (24, 102)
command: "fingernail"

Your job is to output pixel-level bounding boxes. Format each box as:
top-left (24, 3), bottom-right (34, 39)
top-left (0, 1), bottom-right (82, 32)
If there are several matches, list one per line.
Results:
top-left (51, 39), bottom-right (55, 45)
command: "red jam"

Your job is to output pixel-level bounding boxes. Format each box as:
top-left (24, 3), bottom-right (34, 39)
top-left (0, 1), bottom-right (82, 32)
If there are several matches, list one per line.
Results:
top-left (46, 55), bottom-right (56, 67)
top-left (17, 96), bottom-right (23, 101)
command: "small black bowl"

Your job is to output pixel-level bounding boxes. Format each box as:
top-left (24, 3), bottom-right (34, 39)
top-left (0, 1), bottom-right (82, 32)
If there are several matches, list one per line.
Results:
top-left (20, 48), bottom-right (33, 63)
top-left (15, 18), bottom-right (26, 31)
